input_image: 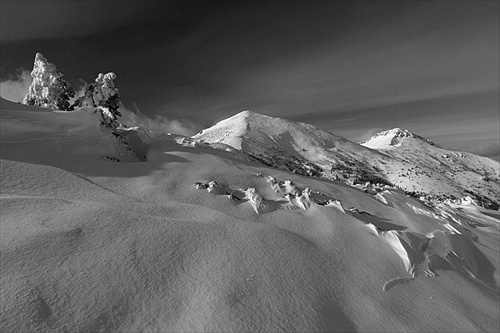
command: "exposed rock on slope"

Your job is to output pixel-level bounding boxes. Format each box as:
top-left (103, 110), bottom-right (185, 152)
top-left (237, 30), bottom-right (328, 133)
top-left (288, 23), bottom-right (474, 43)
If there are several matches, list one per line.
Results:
top-left (71, 72), bottom-right (121, 119)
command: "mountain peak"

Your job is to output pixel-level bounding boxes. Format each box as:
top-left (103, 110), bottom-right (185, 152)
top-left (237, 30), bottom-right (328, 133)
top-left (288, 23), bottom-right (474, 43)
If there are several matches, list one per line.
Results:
top-left (192, 110), bottom-right (348, 151)
top-left (236, 110), bottom-right (254, 116)
top-left (223, 110), bottom-right (272, 122)
top-left (361, 127), bottom-right (435, 149)
top-left (385, 127), bottom-right (411, 136)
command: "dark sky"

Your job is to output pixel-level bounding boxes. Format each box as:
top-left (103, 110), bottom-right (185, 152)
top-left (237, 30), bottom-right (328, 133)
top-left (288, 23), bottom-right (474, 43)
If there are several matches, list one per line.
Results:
top-left (1, 1), bottom-right (499, 159)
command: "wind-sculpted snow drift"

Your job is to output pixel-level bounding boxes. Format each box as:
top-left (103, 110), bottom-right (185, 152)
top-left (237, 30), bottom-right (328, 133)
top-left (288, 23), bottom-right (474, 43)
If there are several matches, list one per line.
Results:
top-left (373, 227), bottom-right (487, 291)
top-left (194, 172), bottom-right (499, 292)
top-left (1, 100), bottom-right (499, 332)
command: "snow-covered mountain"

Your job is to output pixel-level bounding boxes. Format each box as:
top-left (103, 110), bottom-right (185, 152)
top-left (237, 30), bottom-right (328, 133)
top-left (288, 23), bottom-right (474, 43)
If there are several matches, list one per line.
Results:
top-left (193, 110), bottom-right (388, 179)
top-left (194, 111), bottom-right (500, 208)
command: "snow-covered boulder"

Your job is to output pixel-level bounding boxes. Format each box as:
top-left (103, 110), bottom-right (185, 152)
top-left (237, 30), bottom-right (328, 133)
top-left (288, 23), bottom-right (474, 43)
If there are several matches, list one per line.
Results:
top-left (23, 53), bottom-right (75, 110)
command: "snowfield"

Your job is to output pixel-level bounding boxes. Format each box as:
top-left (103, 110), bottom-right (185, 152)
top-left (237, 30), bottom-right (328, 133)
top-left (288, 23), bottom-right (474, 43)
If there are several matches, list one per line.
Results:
top-left (1, 98), bottom-right (499, 332)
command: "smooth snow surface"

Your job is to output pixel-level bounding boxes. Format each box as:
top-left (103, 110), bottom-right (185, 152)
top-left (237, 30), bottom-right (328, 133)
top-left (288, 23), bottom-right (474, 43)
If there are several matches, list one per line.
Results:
top-left (1, 99), bottom-right (499, 332)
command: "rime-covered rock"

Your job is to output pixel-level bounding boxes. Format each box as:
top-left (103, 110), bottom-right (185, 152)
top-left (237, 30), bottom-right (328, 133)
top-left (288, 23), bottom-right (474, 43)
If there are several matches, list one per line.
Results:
top-left (71, 71), bottom-right (123, 137)
top-left (72, 72), bottom-right (121, 119)
top-left (71, 72), bottom-right (147, 161)
top-left (22, 54), bottom-right (148, 161)
top-left (23, 53), bottom-right (75, 110)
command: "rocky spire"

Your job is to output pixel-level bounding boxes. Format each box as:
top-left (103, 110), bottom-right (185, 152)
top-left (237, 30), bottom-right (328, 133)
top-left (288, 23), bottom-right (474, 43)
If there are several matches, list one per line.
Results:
top-left (23, 53), bottom-right (75, 110)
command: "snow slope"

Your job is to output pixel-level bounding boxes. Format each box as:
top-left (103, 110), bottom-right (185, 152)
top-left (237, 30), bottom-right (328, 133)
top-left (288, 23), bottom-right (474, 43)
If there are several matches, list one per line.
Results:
top-left (362, 128), bottom-right (500, 207)
top-left (193, 110), bottom-right (390, 182)
top-left (1, 99), bottom-right (499, 332)
top-left (194, 111), bottom-right (500, 208)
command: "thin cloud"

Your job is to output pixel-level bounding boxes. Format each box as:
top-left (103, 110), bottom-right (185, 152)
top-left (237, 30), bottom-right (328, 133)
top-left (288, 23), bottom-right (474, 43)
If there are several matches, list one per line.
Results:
top-left (468, 142), bottom-right (500, 160)
top-left (448, 141), bottom-right (500, 161)
top-left (0, 69), bottom-right (88, 106)
top-left (0, 68), bottom-right (32, 102)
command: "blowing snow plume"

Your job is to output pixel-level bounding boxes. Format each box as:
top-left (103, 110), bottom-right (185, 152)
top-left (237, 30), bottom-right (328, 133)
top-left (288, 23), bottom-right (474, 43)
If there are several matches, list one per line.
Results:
top-left (119, 104), bottom-right (198, 137)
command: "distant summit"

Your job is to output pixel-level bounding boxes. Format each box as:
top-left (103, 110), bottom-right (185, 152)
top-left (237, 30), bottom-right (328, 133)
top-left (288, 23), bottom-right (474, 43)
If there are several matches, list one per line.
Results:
top-left (361, 128), bottom-right (435, 149)
top-left (193, 110), bottom-right (348, 152)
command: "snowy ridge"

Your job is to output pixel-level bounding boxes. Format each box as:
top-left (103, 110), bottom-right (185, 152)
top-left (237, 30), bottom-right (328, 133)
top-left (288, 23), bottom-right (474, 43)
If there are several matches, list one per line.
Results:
top-left (193, 110), bottom-right (349, 154)
top-left (362, 127), bottom-right (500, 207)
top-left (193, 111), bottom-right (500, 208)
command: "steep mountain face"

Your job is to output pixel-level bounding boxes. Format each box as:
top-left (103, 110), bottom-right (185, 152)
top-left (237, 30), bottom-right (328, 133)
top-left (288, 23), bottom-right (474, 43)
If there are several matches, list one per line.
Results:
top-left (193, 111), bottom-right (500, 208)
top-left (193, 111), bottom-right (389, 183)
